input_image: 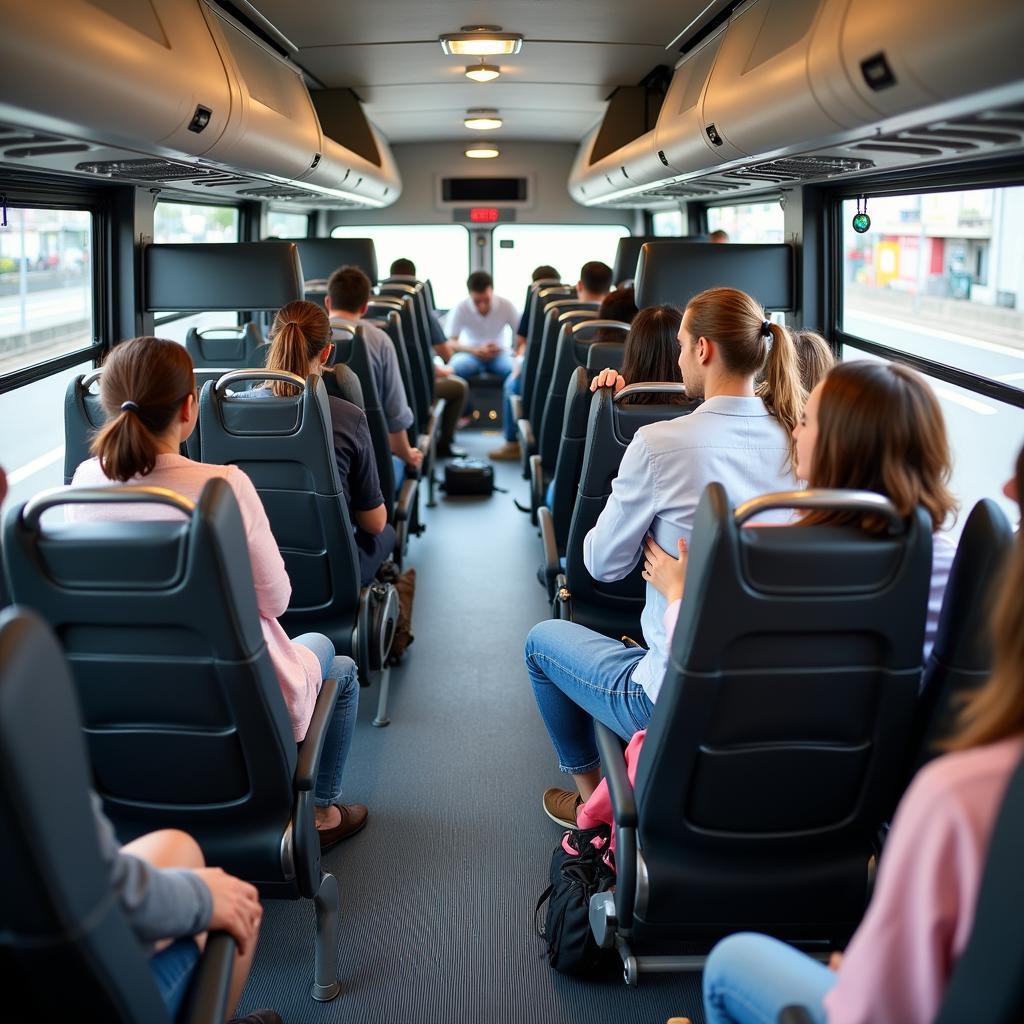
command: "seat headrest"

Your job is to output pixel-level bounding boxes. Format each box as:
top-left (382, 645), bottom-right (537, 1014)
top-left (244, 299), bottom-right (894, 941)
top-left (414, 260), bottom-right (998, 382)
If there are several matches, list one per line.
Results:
top-left (144, 242), bottom-right (302, 312)
top-left (612, 235), bottom-right (659, 287)
top-left (295, 238), bottom-right (378, 285)
top-left (635, 241), bottom-right (795, 311)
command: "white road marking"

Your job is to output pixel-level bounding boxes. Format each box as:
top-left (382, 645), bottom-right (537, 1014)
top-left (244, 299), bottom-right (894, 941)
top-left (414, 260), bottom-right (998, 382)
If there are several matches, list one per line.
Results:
top-left (8, 445), bottom-right (65, 484)
top-left (932, 386), bottom-right (997, 416)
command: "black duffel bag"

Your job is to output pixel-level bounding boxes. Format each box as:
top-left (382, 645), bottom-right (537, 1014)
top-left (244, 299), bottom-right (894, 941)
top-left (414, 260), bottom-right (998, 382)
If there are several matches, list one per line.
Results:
top-left (535, 824), bottom-right (617, 976)
top-left (442, 457), bottom-right (495, 496)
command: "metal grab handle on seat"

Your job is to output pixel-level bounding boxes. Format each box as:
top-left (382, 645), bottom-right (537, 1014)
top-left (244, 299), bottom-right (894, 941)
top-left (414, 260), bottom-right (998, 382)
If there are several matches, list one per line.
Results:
top-left (557, 308), bottom-right (598, 322)
top-left (23, 485), bottom-right (196, 528)
top-left (81, 369), bottom-right (104, 388)
top-left (613, 382), bottom-right (688, 402)
top-left (571, 319), bottom-right (630, 336)
top-left (734, 488), bottom-right (904, 531)
top-left (197, 325), bottom-right (246, 337)
top-left (215, 368), bottom-right (305, 393)
top-left (379, 283), bottom-right (416, 296)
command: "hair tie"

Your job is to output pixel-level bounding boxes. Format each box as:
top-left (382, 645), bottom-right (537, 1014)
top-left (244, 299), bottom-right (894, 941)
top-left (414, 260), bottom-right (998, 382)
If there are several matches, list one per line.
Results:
top-left (761, 320), bottom-right (773, 337)
top-left (120, 400), bottom-right (139, 414)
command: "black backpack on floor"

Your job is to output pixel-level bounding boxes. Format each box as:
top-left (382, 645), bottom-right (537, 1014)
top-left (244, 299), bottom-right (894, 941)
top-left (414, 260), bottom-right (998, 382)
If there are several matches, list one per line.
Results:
top-left (442, 458), bottom-right (495, 496)
top-left (535, 824), bottom-right (617, 976)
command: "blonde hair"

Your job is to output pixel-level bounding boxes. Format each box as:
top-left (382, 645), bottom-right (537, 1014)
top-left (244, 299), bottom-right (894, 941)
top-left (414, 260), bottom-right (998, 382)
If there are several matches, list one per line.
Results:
top-left (685, 287), bottom-right (805, 467)
top-left (265, 300), bottom-right (332, 397)
top-left (791, 329), bottom-right (836, 394)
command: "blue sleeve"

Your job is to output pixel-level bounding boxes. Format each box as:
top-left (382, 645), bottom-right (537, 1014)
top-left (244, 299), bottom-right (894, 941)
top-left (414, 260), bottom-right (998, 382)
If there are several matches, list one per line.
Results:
top-left (349, 410), bottom-right (384, 512)
top-left (374, 332), bottom-right (415, 433)
top-left (583, 431), bottom-right (658, 582)
top-left (428, 311), bottom-right (447, 347)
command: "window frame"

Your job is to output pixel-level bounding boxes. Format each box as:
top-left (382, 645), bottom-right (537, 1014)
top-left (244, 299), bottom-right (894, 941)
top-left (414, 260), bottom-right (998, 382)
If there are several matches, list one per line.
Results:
top-left (826, 161), bottom-right (1024, 412)
top-left (698, 191), bottom-right (785, 237)
top-left (266, 207), bottom-right (311, 239)
top-left (0, 176), bottom-right (111, 396)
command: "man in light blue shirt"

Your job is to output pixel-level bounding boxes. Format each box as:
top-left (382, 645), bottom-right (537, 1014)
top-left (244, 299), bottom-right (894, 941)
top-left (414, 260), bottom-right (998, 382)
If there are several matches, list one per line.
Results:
top-left (524, 287), bottom-right (803, 829)
top-left (325, 265), bottom-right (422, 484)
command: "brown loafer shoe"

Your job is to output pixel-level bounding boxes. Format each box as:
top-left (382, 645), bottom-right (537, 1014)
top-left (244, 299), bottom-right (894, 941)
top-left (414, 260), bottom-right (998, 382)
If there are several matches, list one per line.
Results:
top-left (318, 803), bottom-right (368, 851)
top-left (543, 787), bottom-right (582, 829)
top-left (488, 441), bottom-right (521, 461)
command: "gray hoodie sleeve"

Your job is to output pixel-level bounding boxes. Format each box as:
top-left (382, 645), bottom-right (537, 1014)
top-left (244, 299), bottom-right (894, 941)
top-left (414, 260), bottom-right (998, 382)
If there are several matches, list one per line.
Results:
top-left (92, 793), bottom-right (213, 944)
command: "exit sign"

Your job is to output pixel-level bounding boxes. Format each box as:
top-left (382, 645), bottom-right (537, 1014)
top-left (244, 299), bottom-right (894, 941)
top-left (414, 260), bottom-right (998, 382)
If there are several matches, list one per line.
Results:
top-left (452, 207), bottom-right (517, 224)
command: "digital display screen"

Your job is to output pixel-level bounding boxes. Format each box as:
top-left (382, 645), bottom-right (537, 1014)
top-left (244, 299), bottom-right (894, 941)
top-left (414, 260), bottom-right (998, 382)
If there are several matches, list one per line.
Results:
top-left (470, 207), bottom-right (500, 223)
top-left (442, 177), bottom-right (527, 202)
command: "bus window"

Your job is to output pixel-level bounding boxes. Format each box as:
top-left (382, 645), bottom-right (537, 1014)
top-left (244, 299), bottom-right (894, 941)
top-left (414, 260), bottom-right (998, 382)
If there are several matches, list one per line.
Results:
top-left (705, 200), bottom-right (785, 243)
top-left (330, 224), bottom-right (469, 311)
top-left (651, 210), bottom-right (684, 236)
top-left (266, 209), bottom-right (310, 238)
top-left (0, 206), bottom-right (94, 377)
top-left (153, 201), bottom-right (241, 341)
top-left (840, 185), bottom-right (1024, 536)
top-left (491, 223), bottom-right (629, 299)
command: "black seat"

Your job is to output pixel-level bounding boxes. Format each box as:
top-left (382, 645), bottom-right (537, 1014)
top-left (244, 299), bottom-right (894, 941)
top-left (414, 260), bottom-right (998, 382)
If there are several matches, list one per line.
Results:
top-left (185, 322), bottom-right (267, 369)
top-left (295, 237), bottom-right (378, 285)
top-left (2, 483), bottom-right (346, 1001)
top-left (517, 285), bottom-right (576, 427)
top-left (327, 325), bottom-right (419, 563)
top-left (198, 371), bottom-right (399, 724)
top-left (554, 384), bottom-right (697, 639)
top-left (905, 499), bottom-right (1013, 784)
top-left (0, 607), bottom-right (238, 1023)
top-left (531, 319), bottom-right (631, 515)
top-left (612, 235), bottom-right (659, 287)
top-left (590, 485), bottom-right (934, 982)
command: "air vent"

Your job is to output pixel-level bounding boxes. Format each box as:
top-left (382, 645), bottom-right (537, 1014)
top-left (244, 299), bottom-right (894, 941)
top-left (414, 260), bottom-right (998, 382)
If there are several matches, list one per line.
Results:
top-left (730, 156), bottom-right (876, 182)
top-left (236, 186), bottom-right (319, 200)
top-left (75, 158), bottom-right (218, 181)
top-left (196, 175), bottom-right (250, 187)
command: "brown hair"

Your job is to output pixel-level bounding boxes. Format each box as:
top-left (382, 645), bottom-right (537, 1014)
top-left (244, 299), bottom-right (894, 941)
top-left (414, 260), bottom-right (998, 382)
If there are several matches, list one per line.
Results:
top-left (685, 287), bottom-right (805, 465)
top-left (265, 300), bottom-right (333, 397)
top-left (598, 287), bottom-right (638, 326)
top-left (619, 305), bottom-right (686, 406)
top-left (945, 446), bottom-right (1024, 750)
top-left (327, 265), bottom-right (372, 313)
top-left (791, 329), bottom-right (836, 394)
top-left (580, 261), bottom-right (613, 295)
top-left (90, 337), bottom-right (195, 482)
top-left (802, 361), bottom-right (957, 533)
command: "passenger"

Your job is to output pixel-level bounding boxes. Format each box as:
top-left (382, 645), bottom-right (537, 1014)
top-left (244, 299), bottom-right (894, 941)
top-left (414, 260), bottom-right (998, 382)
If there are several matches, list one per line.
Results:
top-left (69, 337), bottom-right (369, 847)
top-left (443, 270), bottom-right (519, 380)
top-left (247, 300), bottom-right (395, 587)
top-left (324, 265), bottom-right (422, 480)
top-left (389, 256), bottom-right (468, 458)
top-left (790, 328), bottom-right (836, 395)
top-left (525, 287), bottom-right (804, 827)
top-left (595, 285), bottom-right (638, 329)
top-left (490, 260), bottom-right (613, 461)
top-left (709, 229), bottom-right (729, 243)
top-left (589, 304), bottom-right (687, 406)
top-left (697, 444), bottom-right (1024, 1024)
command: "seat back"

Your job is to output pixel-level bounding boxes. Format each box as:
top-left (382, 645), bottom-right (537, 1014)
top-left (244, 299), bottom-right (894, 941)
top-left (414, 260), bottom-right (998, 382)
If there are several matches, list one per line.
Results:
top-left (2, 482), bottom-right (300, 882)
top-left (185, 321), bottom-right (267, 369)
top-left (327, 326), bottom-right (397, 515)
top-left (538, 319), bottom-right (631, 474)
top-left (364, 308), bottom-right (421, 432)
top-left (908, 499), bottom-right (1013, 779)
top-left (612, 235), bottom-right (659, 286)
top-left (521, 286), bottom-right (576, 417)
top-left (634, 486), bottom-right (932, 939)
top-left (0, 608), bottom-right (174, 1023)
top-left (527, 302), bottom-right (599, 427)
top-left (295, 237), bottom-right (378, 285)
top-left (198, 372), bottom-right (362, 652)
top-left (376, 293), bottom-right (431, 426)
top-left (563, 385), bottom-right (698, 638)
top-left (934, 749), bottom-right (1024, 1024)
top-left (519, 276), bottom-right (562, 344)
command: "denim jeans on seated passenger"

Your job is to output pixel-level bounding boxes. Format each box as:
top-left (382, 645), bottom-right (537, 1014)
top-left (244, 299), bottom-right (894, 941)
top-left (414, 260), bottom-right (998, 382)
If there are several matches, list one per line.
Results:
top-left (292, 634), bottom-right (360, 807)
top-left (450, 350), bottom-right (514, 382)
top-left (702, 932), bottom-right (835, 1024)
top-left (503, 373), bottom-right (522, 442)
top-left (150, 937), bottom-right (201, 1019)
top-left (392, 455), bottom-right (405, 491)
top-left (524, 619), bottom-right (652, 774)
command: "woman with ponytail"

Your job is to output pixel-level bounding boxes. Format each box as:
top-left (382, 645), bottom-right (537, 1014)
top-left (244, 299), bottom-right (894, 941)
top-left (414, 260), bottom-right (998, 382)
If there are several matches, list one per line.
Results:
top-left (241, 299), bottom-right (393, 586)
top-left (71, 337), bottom-right (369, 848)
top-left (525, 286), bottom-right (802, 830)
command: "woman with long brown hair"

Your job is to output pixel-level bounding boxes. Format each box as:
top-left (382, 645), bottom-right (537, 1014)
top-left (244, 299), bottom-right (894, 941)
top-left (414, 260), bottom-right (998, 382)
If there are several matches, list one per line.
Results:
top-left (525, 286), bottom-right (805, 830)
top-left (241, 299), bottom-right (393, 585)
top-left (694, 442), bottom-right (1022, 1024)
top-left (70, 336), bottom-right (368, 849)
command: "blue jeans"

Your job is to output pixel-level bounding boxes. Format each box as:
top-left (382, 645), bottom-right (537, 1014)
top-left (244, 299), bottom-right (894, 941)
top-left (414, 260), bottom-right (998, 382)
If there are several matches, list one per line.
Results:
top-left (355, 523), bottom-right (396, 586)
top-left (524, 619), bottom-right (653, 774)
top-left (503, 373), bottom-right (522, 441)
top-left (293, 634), bottom-right (360, 807)
top-left (150, 937), bottom-right (200, 1019)
top-left (392, 455), bottom-right (405, 491)
top-left (450, 350), bottom-right (514, 382)
top-left (703, 933), bottom-right (836, 1024)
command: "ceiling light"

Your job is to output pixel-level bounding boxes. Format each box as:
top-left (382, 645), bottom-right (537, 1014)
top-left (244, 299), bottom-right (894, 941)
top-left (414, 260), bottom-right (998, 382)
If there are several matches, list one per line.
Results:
top-left (464, 109), bottom-right (502, 130)
top-left (440, 26), bottom-right (523, 56)
top-left (465, 62), bottom-right (501, 83)
top-left (465, 146), bottom-right (500, 159)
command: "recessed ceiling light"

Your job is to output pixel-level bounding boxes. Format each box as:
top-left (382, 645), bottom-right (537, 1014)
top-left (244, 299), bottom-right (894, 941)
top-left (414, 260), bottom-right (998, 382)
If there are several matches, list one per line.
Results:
top-left (465, 146), bottom-right (500, 159)
top-left (440, 26), bottom-right (523, 56)
top-left (464, 109), bottom-right (502, 130)
top-left (465, 62), bottom-right (501, 83)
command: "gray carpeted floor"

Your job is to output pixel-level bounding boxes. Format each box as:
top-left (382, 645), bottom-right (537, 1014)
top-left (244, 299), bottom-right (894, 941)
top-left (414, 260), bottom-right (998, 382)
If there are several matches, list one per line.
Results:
top-left (236, 428), bottom-right (705, 1024)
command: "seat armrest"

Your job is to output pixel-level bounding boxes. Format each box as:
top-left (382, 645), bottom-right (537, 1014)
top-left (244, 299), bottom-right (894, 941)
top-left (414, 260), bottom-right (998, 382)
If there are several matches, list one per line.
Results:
top-left (294, 676), bottom-right (340, 791)
top-left (594, 722), bottom-right (637, 828)
top-left (395, 477), bottom-right (418, 522)
top-left (529, 454), bottom-right (545, 518)
top-left (538, 506), bottom-right (561, 601)
top-left (517, 418), bottom-right (535, 454)
top-left (510, 393), bottom-right (523, 422)
top-left (183, 932), bottom-right (237, 1024)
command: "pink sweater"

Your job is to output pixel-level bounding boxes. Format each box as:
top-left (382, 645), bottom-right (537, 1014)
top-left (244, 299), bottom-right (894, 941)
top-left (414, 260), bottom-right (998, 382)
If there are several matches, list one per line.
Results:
top-left (69, 454), bottom-right (321, 740)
